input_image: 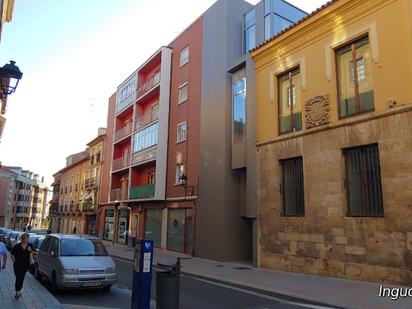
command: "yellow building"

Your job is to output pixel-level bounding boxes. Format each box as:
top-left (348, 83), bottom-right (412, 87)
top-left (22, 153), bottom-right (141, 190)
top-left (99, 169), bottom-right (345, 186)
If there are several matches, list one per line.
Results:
top-left (83, 128), bottom-right (106, 235)
top-left (58, 151), bottom-right (90, 234)
top-left (252, 0), bottom-right (412, 285)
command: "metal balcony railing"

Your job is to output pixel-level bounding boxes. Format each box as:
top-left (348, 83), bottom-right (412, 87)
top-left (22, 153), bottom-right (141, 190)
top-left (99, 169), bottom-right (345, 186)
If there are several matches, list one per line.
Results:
top-left (112, 154), bottom-right (130, 171)
top-left (136, 71), bottom-right (160, 99)
top-left (135, 111), bottom-right (158, 131)
top-left (132, 145), bottom-right (157, 165)
top-left (109, 188), bottom-right (128, 201)
top-left (114, 123), bottom-right (132, 142)
top-left (84, 177), bottom-right (97, 188)
top-left (129, 184), bottom-right (155, 199)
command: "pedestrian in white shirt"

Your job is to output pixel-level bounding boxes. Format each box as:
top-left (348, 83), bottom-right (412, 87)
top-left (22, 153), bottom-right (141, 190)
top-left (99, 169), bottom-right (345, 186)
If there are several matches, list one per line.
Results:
top-left (0, 235), bottom-right (7, 271)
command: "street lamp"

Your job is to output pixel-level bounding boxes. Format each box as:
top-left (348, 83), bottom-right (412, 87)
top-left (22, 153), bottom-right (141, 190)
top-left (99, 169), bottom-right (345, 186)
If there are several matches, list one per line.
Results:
top-left (178, 174), bottom-right (194, 197)
top-left (0, 60), bottom-right (23, 96)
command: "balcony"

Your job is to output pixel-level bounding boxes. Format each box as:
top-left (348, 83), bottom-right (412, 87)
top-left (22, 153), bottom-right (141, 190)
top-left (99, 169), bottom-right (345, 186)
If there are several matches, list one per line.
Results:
top-left (112, 155), bottom-right (130, 171)
top-left (84, 177), bottom-right (97, 188)
top-left (129, 184), bottom-right (155, 199)
top-left (132, 145), bottom-right (157, 165)
top-left (135, 111), bottom-right (158, 131)
top-left (114, 123), bottom-right (132, 142)
top-left (83, 201), bottom-right (96, 212)
top-left (116, 90), bottom-right (137, 114)
top-left (136, 71), bottom-right (160, 100)
top-left (109, 188), bottom-right (128, 201)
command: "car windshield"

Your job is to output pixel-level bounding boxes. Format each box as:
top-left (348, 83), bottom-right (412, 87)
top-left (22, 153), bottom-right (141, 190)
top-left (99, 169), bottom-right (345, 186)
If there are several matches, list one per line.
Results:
top-left (36, 238), bottom-right (44, 248)
top-left (60, 238), bottom-right (108, 256)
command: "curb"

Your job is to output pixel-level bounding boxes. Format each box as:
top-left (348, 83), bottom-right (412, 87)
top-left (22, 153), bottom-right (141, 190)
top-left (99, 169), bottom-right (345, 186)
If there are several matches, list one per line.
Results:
top-left (110, 253), bottom-right (349, 309)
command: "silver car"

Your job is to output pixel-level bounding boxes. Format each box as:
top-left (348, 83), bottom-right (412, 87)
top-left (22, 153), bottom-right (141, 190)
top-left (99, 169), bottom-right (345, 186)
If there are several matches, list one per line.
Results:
top-left (35, 234), bottom-right (117, 291)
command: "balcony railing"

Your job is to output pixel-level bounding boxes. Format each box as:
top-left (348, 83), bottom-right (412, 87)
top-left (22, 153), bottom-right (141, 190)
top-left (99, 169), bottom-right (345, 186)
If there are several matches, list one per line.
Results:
top-left (83, 201), bottom-right (96, 212)
top-left (129, 184), bottom-right (155, 199)
top-left (109, 188), bottom-right (128, 201)
top-left (114, 123), bottom-right (132, 142)
top-left (116, 90), bottom-right (137, 114)
top-left (132, 145), bottom-right (157, 165)
top-left (84, 177), bottom-right (97, 188)
top-left (112, 155), bottom-right (130, 171)
top-left (137, 71), bottom-right (160, 99)
top-left (135, 111), bottom-right (158, 131)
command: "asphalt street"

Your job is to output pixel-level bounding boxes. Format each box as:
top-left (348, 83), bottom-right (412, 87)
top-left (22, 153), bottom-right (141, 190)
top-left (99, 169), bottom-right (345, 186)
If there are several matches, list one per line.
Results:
top-left (38, 257), bottom-right (334, 309)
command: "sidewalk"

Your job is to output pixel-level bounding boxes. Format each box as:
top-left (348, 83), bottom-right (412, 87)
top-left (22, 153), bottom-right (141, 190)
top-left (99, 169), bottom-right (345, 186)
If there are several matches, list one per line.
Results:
top-left (0, 255), bottom-right (63, 309)
top-left (104, 241), bottom-right (412, 309)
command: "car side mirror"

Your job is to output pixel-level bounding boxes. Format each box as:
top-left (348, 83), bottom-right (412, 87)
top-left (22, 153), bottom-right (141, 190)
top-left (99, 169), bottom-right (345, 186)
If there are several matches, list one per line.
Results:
top-left (50, 251), bottom-right (57, 257)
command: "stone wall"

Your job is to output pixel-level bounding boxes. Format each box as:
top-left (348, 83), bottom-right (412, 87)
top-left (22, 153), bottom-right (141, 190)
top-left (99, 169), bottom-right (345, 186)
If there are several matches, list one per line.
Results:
top-left (257, 106), bottom-right (412, 285)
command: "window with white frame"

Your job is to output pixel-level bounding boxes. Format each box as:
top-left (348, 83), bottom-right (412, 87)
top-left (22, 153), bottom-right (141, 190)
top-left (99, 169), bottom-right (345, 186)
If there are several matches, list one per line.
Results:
top-left (180, 47), bottom-right (190, 67)
top-left (175, 164), bottom-right (185, 185)
top-left (177, 122), bottom-right (187, 143)
top-left (178, 83), bottom-right (188, 104)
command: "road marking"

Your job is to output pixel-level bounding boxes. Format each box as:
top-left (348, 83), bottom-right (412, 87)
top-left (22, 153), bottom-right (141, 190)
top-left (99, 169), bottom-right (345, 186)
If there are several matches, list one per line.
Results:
top-left (191, 277), bottom-right (338, 309)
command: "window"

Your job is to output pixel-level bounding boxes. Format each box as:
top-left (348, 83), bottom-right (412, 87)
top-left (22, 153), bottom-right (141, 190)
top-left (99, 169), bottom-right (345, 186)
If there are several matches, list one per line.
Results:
top-left (177, 122), bottom-right (187, 143)
top-left (178, 83), bottom-right (188, 104)
top-left (232, 78), bottom-right (246, 144)
top-left (264, 0), bottom-right (295, 40)
top-left (180, 47), bottom-right (190, 67)
top-left (133, 122), bottom-right (159, 152)
top-left (148, 172), bottom-right (156, 185)
top-left (151, 104), bottom-right (159, 122)
top-left (336, 36), bottom-right (374, 118)
top-left (244, 9), bottom-right (256, 53)
top-left (343, 144), bottom-right (383, 217)
top-left (175, 164), bottom-right (185, 185)
top-left (278, 67), bottom-right (301, 134)
top-left (280, 157), bottom-right (304, 216)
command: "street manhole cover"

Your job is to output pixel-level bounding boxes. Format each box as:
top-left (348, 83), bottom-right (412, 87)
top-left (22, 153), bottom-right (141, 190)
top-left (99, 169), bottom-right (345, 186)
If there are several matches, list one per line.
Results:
top-left (214, 265), bottom-right (224, 267)
top-left (233, 266), bottom-right (251, 270)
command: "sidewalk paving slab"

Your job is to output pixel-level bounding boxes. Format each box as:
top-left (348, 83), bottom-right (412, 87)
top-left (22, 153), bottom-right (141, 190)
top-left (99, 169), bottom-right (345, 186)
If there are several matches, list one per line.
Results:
top-left (104, 241), bottom-right (412, 309)
top-left (0, 254), bottom-right (63, 309)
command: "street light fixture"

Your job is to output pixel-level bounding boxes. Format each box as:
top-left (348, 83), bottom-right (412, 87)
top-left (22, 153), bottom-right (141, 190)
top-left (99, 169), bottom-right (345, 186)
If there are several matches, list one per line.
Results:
top-left (0, 60), bottom-right (23, 96)
top-left (178, 173), bottom-right (194, 197)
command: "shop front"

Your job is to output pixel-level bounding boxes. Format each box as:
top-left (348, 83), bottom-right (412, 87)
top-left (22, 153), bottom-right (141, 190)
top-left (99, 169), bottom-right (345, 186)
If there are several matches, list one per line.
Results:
top-left (103, 209), bottom-right (115, 241)
top-left (167, 208), bottom-right (194, 254)
top-left (144, 208), bottom-right (162, 247)
top-left (116, 208), bottom-right (130, 245)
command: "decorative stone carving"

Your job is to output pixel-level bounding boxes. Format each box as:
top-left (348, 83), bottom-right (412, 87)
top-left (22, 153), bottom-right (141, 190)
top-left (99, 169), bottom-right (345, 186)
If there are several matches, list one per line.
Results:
top-left (305, 95), bottom-right (330, 129)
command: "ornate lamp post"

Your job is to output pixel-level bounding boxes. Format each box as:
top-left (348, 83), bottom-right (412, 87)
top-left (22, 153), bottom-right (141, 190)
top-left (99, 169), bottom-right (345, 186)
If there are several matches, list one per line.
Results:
top-left (0, 60), bottom-right (23, 96)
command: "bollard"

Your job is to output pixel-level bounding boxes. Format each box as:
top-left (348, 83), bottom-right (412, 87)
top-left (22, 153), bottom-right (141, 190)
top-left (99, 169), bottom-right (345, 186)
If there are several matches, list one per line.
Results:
top-left (155, 258), bottom-right (181, 309)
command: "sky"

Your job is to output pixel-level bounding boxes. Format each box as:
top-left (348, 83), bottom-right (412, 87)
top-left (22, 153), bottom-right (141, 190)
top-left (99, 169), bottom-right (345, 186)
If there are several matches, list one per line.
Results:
top-left (0, 0), bottom-right (328, 186)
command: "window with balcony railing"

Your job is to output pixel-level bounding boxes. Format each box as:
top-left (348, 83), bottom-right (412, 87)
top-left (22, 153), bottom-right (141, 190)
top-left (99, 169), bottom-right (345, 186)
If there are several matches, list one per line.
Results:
top-left (137, 71), bottom-right (161, 98)
top-left (133, 122), bottom-right (158, 153)
top-left (116, 74), bottom-right (137, 113)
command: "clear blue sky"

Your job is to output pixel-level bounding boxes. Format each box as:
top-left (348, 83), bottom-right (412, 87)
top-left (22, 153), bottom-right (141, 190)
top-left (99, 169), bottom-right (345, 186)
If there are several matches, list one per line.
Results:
top-left (0, 0), bottom-right (327, 186)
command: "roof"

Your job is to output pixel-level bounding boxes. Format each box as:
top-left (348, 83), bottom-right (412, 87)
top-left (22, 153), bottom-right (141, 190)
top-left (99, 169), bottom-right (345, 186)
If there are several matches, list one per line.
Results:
top-left (251, 0), bottom-right (338, 53)
top-left (87, 133), bottom-right (106, 147)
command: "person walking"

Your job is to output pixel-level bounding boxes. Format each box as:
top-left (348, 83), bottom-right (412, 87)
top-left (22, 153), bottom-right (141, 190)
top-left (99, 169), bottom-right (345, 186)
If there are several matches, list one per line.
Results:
top-left (11, 232), bottom-right (33, 299)
top-left (0, 236), bottom-right (7, 272)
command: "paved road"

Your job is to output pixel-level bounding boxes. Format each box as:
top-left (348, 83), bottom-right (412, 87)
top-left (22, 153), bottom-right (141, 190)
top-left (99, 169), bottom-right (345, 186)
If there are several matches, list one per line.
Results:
top-left (40, 257), bottom-right (334, 309)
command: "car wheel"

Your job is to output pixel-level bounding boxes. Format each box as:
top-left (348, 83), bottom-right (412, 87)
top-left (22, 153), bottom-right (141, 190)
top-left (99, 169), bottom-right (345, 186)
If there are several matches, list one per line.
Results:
top-left (102, 285), bottom-right (112, 292)
top-left (51, 271), bottom-right (59, 293)
top-left (34, 265), bottom-right (42, 281)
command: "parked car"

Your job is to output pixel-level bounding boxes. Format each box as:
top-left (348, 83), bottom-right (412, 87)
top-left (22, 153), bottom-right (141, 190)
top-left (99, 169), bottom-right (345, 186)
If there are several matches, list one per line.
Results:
top-left (4, 230), bottom-right (14, 247)
top-left (35, 234), bottom-right (117, 291)
top-left (30, 228), bottom-right (48, 235)
top-left (8, 231), bottom-right (23, 249)
top-left (32, 235), bottom-right (45, 251)
top-left (0, 227), bottom-right (11, 237)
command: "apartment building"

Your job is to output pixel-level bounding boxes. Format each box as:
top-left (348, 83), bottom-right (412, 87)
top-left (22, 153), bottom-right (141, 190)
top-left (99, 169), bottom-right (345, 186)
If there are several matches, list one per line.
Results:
top-left (0, 166), bottom-right (49, 229)
top-left (101, 0), bottom-right (305, 263)
top-left (252, 0), bottom-right (412, 284)
top-left (53, 129), bottom-right (106, 235)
